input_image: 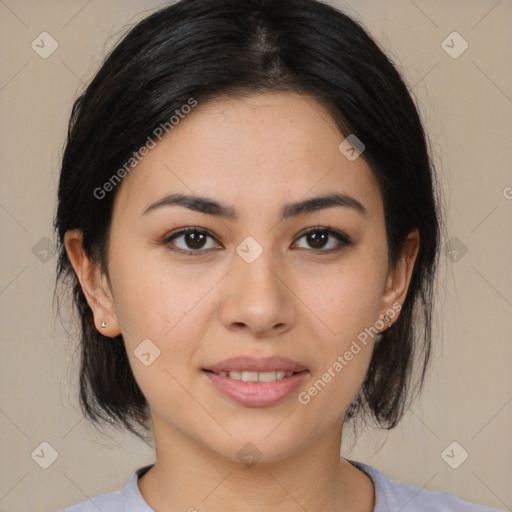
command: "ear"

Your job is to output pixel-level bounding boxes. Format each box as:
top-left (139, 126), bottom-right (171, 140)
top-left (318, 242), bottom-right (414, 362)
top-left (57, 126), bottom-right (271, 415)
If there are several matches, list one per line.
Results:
top-left (378, 228), bottom-right (420, 331)
top-left (64, 229), bottom-right (122, 337)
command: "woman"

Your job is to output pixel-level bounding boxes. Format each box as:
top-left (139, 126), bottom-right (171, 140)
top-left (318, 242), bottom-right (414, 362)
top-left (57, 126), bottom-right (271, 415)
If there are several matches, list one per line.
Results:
top-left (55, 0), bottom-right (501, 510)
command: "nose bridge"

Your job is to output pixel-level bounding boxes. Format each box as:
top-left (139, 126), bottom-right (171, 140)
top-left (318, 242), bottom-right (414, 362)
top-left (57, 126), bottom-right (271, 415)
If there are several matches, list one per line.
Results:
top-left (220, 237), bottom-right (297, 335)
top-left (235, 239), bottom-right (286, 304)
top-left (239, 245), bottom-right (280, 292)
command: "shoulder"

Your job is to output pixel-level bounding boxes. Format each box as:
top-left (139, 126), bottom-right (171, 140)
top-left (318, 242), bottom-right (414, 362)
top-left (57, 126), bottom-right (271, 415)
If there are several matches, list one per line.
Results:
top-left (347, 459), bottom-right (503, 512)
top-left (59, 464), bottom-right (155, 512)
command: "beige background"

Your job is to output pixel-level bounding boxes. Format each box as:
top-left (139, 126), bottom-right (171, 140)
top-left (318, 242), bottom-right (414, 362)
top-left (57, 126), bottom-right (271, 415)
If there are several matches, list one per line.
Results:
top-left (0, 0), bottom-right (511, 511)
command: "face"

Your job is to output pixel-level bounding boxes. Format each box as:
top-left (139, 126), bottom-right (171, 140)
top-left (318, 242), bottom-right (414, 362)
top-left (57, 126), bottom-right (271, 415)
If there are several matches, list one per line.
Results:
top-left (67, 92), bottom-right (418, 463)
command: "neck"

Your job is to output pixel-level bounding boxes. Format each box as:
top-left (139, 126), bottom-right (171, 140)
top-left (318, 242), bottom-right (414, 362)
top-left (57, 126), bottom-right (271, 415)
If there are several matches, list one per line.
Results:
top-left (138, 418), bottom-right (374, 512)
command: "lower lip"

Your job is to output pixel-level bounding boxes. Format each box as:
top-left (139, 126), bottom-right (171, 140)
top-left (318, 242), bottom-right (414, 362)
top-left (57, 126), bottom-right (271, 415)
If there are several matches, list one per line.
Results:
top-left (202, 370), bottom-right (309, 407)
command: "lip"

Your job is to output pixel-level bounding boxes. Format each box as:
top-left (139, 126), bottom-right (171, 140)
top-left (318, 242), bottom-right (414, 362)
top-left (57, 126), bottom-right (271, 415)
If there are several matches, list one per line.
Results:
top-left (202, 370), bottom-right (309, 407)
top-left (204, 355), bottom-right (308, 373)
top-left (202, 355), bottom-right (309, 407)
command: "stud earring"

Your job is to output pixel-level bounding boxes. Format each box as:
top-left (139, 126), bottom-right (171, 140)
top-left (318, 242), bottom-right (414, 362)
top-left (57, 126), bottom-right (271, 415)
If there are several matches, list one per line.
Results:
top-left (101, 321), bottom-right (107, 328)
top-left (383, 315), bottom-right (391, 323)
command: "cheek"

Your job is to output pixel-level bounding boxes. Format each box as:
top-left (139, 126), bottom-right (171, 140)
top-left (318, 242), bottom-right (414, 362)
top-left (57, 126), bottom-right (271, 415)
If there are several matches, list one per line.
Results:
top-left (108, 242), bottom-right (202, 338)
top-left (307, 257), bottom-right (386, 346)
top-left (299, 254), bottom-right (385, 396)
top-left (106, 249), bottom-right (207, 401)
top-left (117, 275), bottom-right (206, 378)
top-left (296, 274), bottom-right (381, 421)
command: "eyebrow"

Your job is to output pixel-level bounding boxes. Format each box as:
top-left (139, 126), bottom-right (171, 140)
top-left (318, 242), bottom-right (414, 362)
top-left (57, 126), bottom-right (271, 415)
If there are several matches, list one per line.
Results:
top-left (141, 192), bottom-right (368, 220)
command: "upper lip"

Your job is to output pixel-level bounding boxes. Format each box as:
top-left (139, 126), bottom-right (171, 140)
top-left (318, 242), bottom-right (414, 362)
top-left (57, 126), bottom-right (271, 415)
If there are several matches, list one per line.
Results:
top-left (204, 355), bottom-right (308, 373)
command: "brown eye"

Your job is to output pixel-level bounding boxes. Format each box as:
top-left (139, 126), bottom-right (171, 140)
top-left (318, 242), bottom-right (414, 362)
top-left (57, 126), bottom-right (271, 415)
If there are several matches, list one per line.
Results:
top-left (164, 226), bottom-right (352, 256)
top-left (165, 228), bottom-right (221, 254)
top-left (294, 227), bottom-right (352, 252)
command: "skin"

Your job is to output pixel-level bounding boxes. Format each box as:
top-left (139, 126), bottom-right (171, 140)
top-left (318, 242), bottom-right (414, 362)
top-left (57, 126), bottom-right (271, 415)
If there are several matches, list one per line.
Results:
top-left (65, 91), bottom-right (419, 512)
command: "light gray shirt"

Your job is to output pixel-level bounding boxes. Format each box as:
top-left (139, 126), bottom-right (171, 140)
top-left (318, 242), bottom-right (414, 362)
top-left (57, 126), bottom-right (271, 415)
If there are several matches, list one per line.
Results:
top-left (60, 459), bottom-right (503, 511)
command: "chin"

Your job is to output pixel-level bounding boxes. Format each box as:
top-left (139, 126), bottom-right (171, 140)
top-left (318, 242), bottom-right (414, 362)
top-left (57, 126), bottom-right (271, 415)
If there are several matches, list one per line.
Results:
top-left (194, 420), bottom-right (315, 467)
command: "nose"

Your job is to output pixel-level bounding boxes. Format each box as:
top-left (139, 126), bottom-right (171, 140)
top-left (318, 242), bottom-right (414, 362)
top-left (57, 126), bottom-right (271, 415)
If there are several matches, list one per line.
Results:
top-left (219, 249), bottom-right (298, 338)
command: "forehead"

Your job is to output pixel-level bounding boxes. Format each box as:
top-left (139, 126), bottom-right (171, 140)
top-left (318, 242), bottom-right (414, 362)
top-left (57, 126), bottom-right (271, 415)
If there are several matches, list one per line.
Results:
top-left (112, 92), bottom-right (383, 223)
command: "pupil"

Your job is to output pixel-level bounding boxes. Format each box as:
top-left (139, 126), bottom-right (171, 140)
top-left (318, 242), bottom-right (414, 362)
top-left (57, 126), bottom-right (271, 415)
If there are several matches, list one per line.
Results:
top-left (187, 232), bottom-right (205, 249)
top-left (308, 231), bottom-right (327, 249)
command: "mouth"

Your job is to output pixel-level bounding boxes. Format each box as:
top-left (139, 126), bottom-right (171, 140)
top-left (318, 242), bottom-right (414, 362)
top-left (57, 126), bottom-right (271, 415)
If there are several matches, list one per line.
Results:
top-left (202, 355), bottom-right (309, 407)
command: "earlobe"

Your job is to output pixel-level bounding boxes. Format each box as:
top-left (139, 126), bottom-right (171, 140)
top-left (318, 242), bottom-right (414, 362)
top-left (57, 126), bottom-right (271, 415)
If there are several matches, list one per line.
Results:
top-left (378, 228), bottom-right (420, 330)
top-left (63, 229), bottom-right (122, 337)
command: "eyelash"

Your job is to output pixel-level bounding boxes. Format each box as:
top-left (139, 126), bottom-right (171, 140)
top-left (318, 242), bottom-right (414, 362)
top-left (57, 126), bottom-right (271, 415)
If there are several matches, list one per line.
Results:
top-left (163, 226), bottom-right (353, 256)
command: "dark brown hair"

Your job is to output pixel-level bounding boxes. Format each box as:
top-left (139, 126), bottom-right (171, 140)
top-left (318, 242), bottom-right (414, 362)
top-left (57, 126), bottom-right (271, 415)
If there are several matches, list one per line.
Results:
top-left (54, 0), bottom-right (443, 443)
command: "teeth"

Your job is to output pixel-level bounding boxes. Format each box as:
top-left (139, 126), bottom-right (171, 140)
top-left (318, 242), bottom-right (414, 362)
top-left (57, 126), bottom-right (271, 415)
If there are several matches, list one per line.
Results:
top-left (217, 370), bottom-right (295, 382)
top-left (258, 371), bottom-right (278, 382)
top-left (241, 371), bottom-right (259, 382)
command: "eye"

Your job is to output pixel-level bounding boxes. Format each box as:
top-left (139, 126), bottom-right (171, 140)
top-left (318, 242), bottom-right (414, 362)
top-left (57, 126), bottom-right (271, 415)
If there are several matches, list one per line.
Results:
top-left (164, 226), bottom-right (352, 256)
top-left (164, 227), bottom-right (221, 255)
top-left (293, 227), bottom-right (352, 253)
